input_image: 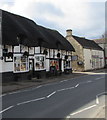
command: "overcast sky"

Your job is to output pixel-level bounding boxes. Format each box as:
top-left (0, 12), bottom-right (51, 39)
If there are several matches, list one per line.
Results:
top-left (0, 0), bottom-right (106, 39)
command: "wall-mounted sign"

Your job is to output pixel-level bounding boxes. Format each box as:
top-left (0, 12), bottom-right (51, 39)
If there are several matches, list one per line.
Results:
top-left (71, 55), bottom-right (78, 61)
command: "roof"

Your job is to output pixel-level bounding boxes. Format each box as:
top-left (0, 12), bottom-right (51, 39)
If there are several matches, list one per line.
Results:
top-left (93, 38), bottom-right (105, 44)
top-left (48, 29), bottom-right (75, 51)
top-left (72, 35), bottom-right (103, 51)
top-left (1, 9), bottom-right (74, 51)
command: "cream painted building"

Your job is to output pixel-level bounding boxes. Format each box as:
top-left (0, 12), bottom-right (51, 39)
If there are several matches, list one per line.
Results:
top-left (66, 29), bottom-right (105, 71)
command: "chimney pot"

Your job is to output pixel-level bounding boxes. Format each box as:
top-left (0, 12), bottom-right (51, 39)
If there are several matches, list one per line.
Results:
top-left (66, 29), bottom-right (72, 36)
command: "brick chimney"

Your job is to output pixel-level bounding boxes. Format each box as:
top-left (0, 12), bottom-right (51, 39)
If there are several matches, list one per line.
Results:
top-left (66, 29), bottom-right (72, 37)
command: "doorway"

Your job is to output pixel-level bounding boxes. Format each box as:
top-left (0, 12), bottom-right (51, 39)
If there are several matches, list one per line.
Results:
top-left (29, 59), bottom-right (35, 78)
top-left (59, 59), bottom-right (62, 71)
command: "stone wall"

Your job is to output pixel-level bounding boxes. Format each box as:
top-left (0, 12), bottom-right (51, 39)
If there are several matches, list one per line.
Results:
top-left (66, 35), bottom-right (85, 71)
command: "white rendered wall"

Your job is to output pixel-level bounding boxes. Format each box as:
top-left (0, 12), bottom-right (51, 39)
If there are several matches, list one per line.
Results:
top-left (14, 46), bottom-right (20, 52)
top-left (21, 45), bottom-right (28, 52)
top-left (46, 59), bottom-right (50, 71)
top-left (91, 50), bottom-right (104, 69)
top-left (83, 49), bottom-right (92, 71)
top-left (35, 47), bottom-right (40, 53)
top-left (29, 47), bottom-right (34, 55)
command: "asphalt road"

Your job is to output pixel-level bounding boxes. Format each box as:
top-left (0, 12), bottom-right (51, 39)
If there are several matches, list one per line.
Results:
top-left (1, 70), bottom-right (106, 118)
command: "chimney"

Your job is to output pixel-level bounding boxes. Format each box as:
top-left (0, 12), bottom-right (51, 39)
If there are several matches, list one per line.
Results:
top-left (81, 37), bottom-right (85, 39)
top-left (66, 29), bottom-right (72, 36)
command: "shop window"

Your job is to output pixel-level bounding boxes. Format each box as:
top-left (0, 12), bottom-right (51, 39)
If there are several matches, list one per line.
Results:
top-left (14, 55), bottom-right (29, 73)
top-left (35, 55), bottom-right (46, 70)
top-left (64, 60), bottom-right (71, 69)
top-left (50, 60), bottom-right (59, 70)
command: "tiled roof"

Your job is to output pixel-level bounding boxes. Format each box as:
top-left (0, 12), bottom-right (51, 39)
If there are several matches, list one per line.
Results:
top-left (72, 35), bottom-right (103, 50)
top-left (93, 39), bottom-right (105, 44)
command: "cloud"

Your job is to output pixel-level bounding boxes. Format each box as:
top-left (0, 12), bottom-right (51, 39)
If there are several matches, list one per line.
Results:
top-left (0, 0), bottom-right (105, 39)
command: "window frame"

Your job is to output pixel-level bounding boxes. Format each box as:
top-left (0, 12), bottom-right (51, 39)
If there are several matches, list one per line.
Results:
top-left (34, 54), bottom-right (46, 71)
top-left (13, 54), bottom-right (29, 73)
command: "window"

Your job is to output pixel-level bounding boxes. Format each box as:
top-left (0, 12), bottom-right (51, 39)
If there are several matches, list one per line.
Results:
top-left (64, 60), bottom-right (71, 69)
top-left (14, 55), bottom-right (29, 73)
top-left (35, 55), bottom-right (46, 70)
top-left (50, 60), bottom-right (59, 70)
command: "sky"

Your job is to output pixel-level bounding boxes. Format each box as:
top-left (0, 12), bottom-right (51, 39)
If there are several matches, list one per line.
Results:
top-left (0, 0), bottom-right (106, 39)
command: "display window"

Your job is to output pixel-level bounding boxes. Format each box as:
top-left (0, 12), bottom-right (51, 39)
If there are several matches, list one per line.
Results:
top-left (14, 55), bottom-right (29, 73)
top-left (35, 55), bottom-right (46, 70)
top-left (64, 60), bottom-right (71, 69)
top-left (50, 60), bottom-right (59, 70)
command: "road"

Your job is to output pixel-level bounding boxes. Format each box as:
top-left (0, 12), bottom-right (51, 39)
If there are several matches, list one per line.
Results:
top-left (1, 70), bottom-right (106, 119)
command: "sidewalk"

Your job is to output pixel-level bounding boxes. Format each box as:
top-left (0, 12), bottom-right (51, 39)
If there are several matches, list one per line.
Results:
top-left (95, 106), bottom-right (106, 119)
top-left (1, 68), bottom-right (106, 94)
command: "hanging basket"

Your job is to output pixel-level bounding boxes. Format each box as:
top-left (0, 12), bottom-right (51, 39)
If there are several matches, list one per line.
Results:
top-left (23, 51), bottom-right (29, 57)
top-left (57, 53), bottom-right (60, 58)
top-left (65, 55), bottom-right (68, 59)
top-left (43, 49), bottom-right (48, 55)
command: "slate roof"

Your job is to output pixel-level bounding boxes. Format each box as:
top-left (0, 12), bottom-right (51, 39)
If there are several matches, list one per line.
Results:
top-left (1, 9), bottom-right (74, 51)
top-left (72, 35), bottom-right (103, 51)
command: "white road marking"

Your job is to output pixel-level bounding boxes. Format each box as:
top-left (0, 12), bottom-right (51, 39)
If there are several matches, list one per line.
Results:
top-left (36, 85), bottom-right (42, 89)
top-left (57, 88), bottom-right (66, 92)
top-left (95, 77), bottom-right (104, 80)
top-left (59, 81), bottom-right (64, 83)
top-left (70, 104), bottom-right (97, 116)
top-left (57, 87), bottom-right (74, 92)
top-left (96, 96), bottom-right (99, 104)
top-left (47, 91), bottom-right (56, 98)
top-left (9, 91), bottom-right (21, 95)
top-left (75, 84), bottom-right (79, 88)
top-left (0, 94), bottom-right (7, 97)
top-left (0, 106), bottom-right (14, 114)
top-left (63, 80), bottom-right (68, 82)
top-left (87, 80), bottom-right (92, 83)
top-left (17, 97), bottom-right (46, 105)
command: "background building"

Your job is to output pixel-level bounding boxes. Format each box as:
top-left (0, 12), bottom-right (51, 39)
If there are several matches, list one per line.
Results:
top-left (66, 29), bottom-right (105, 71)
top-left (93, 38), bottom-right (107, 67)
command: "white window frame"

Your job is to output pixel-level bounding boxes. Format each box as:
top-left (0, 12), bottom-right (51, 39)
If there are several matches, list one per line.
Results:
top-left (13, 54), bottom-right (29, 73)
top-left (34, 54), bottom-right (46, 71)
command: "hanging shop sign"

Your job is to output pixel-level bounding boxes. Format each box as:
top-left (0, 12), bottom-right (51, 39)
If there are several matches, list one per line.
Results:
top-left (77, 61), bottom-right (83, 65)
top-left (71, 55), bottom-right (78, 61)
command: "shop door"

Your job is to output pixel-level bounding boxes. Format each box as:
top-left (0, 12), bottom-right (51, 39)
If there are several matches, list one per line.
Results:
top-left (29, 59), bottom-right (35, 77)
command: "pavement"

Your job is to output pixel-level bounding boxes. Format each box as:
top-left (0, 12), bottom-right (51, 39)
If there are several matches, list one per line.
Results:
top-left (1, 68), bottom-right (107, 119)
